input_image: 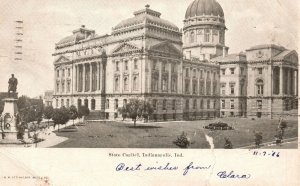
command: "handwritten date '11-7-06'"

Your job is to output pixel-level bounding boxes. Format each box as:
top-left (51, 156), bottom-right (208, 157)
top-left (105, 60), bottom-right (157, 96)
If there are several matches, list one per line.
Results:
top-left (115, 162), bottom-right (251, 178)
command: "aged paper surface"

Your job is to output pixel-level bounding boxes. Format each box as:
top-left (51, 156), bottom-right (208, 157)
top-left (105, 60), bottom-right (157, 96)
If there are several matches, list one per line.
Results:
top-left (0, 0), bottom-right (299, 185)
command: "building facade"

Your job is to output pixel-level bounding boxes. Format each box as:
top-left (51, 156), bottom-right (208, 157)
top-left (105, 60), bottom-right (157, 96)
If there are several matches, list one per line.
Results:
top-left (52, 0), bottom-right (298, 120)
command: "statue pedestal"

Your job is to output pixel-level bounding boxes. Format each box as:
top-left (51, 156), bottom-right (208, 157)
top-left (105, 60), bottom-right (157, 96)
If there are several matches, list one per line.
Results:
top-left (0, 98), bottom-right (20, 143)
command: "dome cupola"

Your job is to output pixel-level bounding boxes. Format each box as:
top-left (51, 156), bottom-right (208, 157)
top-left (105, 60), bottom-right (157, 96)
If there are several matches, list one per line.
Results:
top-left (185, 0), bottom-right (224, 19)
top-left (182, 0), bottom-right (228, 60)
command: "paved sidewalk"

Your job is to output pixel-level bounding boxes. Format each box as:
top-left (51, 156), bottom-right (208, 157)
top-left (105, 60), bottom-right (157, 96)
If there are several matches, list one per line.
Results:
top-left (239, 137), bottom-right (298, 149)
top-left (1, 119), bottom-right (80, 148)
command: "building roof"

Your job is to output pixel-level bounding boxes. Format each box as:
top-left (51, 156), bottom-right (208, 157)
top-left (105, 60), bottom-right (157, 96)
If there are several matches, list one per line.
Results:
top-left (113, 5), bottom-right (179, 32)
top-left (185, 0), bottom-right (224, 19)
top-left (57, 26), bottom-right (95, 45)
top-left (211, 53), bottom-right (246, 63)
top-left (245, 44), bottom-right (286, 51)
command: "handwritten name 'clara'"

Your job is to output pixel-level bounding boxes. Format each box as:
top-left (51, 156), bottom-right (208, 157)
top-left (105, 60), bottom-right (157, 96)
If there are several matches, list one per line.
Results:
top-left (116, 162), bottom-right (211, 176)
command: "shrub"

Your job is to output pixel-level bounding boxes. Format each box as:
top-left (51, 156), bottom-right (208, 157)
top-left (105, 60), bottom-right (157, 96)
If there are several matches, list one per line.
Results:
top-left (254, 132), bottom-right (263, 148)
top-left (224, 138), bottom-right (233, 149)
top-left (173, 132), bottom-right (191, 148)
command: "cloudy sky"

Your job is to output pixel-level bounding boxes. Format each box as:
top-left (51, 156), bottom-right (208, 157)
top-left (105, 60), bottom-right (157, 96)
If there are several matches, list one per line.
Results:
top-left (0, 0), bottom-right (299, 97)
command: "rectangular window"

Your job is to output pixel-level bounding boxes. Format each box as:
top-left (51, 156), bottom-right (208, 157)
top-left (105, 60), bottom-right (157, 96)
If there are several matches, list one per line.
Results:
top-left (200, 70), bottom-right (203, 79)
top-left (125, 61), bottom-right (128, 71)
top-left (257, 100), bottom-right (262, 109)
top-left (67, 82), bottom-right (70, 92)
top-left (230, 100), bottom-right (234, 109)
top-left (68, 68), bottom-right (70, 77)
top-left (207, 100), bottom-right (210, 109)
top-left (230, 68), bottom-right (235, 75)
top-left (134, 59), bottom-right (138, 70)
top-left (230, 84), bottom-right (235, 95)
top-left (258, 68), bottom-right (263, 74)
top-left (57, 70), bottom-right (59, 77)
top-left (221, 100), bottom-right (225, 109)
top-left (172, 100), bottom-right (176, 110)
top-left (221, 84), bottom-right (226, 95)
top-left (62, 69), bottom-right (65, 77)
top-left (221, 69), bottom-right (225, 75)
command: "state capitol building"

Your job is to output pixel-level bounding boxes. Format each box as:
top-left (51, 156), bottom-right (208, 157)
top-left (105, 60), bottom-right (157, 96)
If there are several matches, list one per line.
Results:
top-left (52, 0), bottom-right (298, 121)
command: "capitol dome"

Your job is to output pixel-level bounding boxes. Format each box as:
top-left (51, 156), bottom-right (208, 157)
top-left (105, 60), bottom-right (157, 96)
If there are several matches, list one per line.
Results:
top-left (185, 0), bottom-right (224, 19)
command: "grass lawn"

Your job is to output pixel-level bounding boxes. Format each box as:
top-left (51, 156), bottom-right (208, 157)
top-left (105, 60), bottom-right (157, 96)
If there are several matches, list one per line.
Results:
top-left (52, 118), bottom-right (298, 148)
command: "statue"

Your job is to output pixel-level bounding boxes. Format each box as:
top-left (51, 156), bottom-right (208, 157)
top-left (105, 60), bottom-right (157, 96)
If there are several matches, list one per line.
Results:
top-left (8, 74), bottom-right (18, 97)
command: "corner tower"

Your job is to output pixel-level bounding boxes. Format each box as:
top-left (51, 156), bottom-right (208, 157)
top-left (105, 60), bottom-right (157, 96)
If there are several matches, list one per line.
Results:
top-left (183, 0), bottom-right (229, 60)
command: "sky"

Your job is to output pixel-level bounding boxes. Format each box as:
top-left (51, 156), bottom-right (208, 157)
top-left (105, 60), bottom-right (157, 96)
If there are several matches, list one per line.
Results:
top-left (0, 0), bottom-right (299, 97)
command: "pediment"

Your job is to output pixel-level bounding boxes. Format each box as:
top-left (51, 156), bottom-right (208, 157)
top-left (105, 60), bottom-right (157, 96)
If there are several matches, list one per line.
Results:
top-left (149, 41), bottom-right (182, 57)
top-left (283, 51), bottom-right (298, 64)
top-left (111, 42), bottom-right (140, 55)
top-left (54, 55), bottom-right (70, 64)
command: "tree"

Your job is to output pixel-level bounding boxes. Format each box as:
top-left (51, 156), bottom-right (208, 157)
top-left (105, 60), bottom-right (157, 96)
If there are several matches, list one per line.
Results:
top-left (69, 105), bottom-right (78, 125)
top-left (78, 106), bottom-right (90, 122)
top-left (44, 106), bottom-right (54, 128)
top-left (52, 107), bottom-right (70, 132)
top-left (118, 99), bottom-right (154, 127)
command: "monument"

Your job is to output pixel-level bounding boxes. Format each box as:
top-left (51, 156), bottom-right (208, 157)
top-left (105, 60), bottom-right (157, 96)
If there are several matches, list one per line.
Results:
top-left (0, 74), bottom-right (20, 143)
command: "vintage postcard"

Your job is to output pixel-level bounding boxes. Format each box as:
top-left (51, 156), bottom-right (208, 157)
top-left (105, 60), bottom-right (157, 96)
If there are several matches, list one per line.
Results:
top-left (0, 0), bottom-right (299, 185)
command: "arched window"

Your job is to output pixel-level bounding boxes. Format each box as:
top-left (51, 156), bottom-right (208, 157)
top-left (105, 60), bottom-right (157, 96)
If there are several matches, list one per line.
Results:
top-left (171, 77), bottom-right (177, 92)
top-left (207, 100), bottom-right (210, 109)
top-left (106, 99), bottom-right (109, 109)
top-left (163, 99), bottom-right (167, 110)
top-left (152, 75), bottom-right (159, 91)
top-left (162, 76), bottom-right (168, 91)
top-left (123, 99), bottom-right (127, 106)
top-left (256, 79), bottom-right (264, 95)
top-left (124, 77), bottom-right (129, 91)
top-left (84, 99), bottom-right (88, 108)
top-left (114, 99), bottom-right (118, 109)
top-left (186, 99), bottom-right (189, 110)
top-left (114, 77), bottom-right (119, 92)
top-left (204, 29), bottom-right (210, 42)
top-left (133, 76), bottom-right (138, 91)
top-left (91, 99), bottom-right (96, 110)
top-left (77, 99), bottom-right (82, 108)
top-left (152, 99), bottom-right (157, 110)
top-left (172, 100), bottom-right (176, 110)
top-left (190, 31), bottom-right (195, 43)
top-left (66, 99), bottom-right (70, 108)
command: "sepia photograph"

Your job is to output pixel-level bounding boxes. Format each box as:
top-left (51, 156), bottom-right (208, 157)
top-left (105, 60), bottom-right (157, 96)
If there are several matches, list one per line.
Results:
top-left (0, 0), bottom-right (298, 149)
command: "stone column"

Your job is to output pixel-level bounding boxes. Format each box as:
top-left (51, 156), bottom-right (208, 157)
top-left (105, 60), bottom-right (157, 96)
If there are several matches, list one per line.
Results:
top-left (73, 65), bottom-right (77, 92)
top-left (96, 62), bottom-right (99, 91)
top-left (168, 61), bottom-right (172, 93)
top-left (158, 60), bottom-right (162, 93)
top-left (279, 66), bottom-right (283, 95)
top-left (148, 58), bottom-right (152, 93)
top-left (101, 61), bottom-right (106, 93)
top-left (82, 63), bottom-right (86, 92)
top-left (295, 70), bottom-right (298, 96)
top-left (89, 63), bottom-right (93, 92)
top-left (190, 68), bottom-right (193, 94)
top-left (204, 69), bottom-right (207, 96)
top-left (290, 69), bottom-right (294, 96)
top-left (98, 62), bottom-right (101, 91)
